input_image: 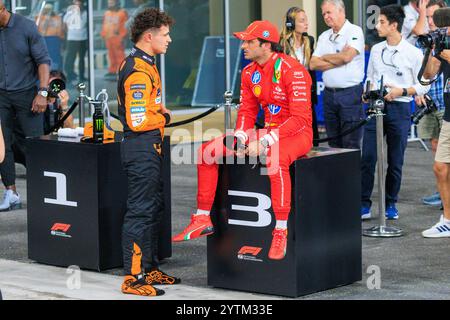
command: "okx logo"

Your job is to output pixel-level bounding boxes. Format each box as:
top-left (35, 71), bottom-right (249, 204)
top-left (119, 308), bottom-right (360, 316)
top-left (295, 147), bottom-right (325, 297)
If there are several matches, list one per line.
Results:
top-left (237, 246), bottom-right (263, 262)
top-left (51, 223), bottom-right (72, 238)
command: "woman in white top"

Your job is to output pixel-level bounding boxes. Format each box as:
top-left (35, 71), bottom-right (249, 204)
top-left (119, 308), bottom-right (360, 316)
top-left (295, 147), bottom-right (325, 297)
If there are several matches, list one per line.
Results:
top-left (280, 7), bottom-right (319, 145)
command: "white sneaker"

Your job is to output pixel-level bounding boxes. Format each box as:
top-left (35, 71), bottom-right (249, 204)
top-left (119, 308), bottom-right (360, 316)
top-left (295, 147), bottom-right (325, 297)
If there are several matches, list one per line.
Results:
top-left (422, 215), bottom-right (450, 238)
top-left (0, 190), bottom-right (21, 211)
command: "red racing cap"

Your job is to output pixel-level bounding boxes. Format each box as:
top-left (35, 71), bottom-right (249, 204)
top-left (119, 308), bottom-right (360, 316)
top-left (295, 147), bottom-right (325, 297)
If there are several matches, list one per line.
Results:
top-left (233, 20), bottom-right (280, 43)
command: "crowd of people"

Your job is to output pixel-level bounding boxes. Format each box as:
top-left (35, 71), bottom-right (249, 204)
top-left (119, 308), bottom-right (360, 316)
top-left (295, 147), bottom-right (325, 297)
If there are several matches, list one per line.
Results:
top-left (34, 0), bottom-right (153, 83)
top-left (1, 0), bottom-right (450, 298)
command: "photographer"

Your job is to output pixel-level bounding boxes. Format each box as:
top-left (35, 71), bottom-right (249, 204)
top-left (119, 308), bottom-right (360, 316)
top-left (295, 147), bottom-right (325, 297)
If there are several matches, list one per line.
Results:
top-left (421, 8), bottom-right (450, 238)
top-left (416, 0), bottom-right (447, 207)
top-left (402, 0), bottom-right (430, 45)
top-left (44, 70), bottom-right (74, 133)
top-left (361, 5), bottom-right (429, 221)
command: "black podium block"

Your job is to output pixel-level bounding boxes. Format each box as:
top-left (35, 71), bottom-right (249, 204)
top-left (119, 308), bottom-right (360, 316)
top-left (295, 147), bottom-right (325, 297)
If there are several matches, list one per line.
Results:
top-left (207, 148), bottom-right (361, 297)
top-left (26, 136), bottom-right (172, 271)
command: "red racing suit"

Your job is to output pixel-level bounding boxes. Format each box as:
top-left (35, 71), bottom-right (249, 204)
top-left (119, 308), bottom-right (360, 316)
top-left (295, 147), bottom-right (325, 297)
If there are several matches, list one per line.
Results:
top-left (197, 52), bottom-right (313, 220)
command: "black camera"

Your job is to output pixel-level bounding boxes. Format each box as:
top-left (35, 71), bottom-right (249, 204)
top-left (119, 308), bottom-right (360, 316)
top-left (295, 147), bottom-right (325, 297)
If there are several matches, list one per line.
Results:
top-left (363, 86), bottom-right (388, 102)
top-left (417, 28), bottom-right (450, 55)
top-left (48, 78), bottom-right (66, 98)
top-left (363, 78), bottom-right (388, 116)
top-left (411, 94), bottom-right (438, 125)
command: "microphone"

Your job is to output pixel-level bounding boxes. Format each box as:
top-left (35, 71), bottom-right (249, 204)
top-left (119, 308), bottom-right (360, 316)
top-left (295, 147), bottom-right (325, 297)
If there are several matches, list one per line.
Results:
top-left (433, 8), bottom-right (450, 28)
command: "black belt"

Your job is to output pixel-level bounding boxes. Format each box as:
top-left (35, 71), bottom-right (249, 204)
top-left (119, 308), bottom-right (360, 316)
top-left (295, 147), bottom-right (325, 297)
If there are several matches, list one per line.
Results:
top-left (325, 85), bottom-right (361, 93)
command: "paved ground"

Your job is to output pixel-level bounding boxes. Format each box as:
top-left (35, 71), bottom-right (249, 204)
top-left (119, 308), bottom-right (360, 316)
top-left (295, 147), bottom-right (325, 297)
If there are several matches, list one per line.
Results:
top-left (0, 136), bottom-right (449, 300)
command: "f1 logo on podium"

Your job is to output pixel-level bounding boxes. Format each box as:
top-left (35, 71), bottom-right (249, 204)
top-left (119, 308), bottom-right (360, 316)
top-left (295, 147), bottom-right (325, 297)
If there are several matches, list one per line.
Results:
top-left (228, 190), bottom-right (272, 227)
top-left (43, 171), bottom-right (78, 207)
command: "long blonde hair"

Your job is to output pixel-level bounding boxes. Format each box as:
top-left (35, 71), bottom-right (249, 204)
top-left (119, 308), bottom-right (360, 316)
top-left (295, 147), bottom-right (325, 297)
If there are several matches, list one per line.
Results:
top-left (280, 8), bottom-right (312, 67)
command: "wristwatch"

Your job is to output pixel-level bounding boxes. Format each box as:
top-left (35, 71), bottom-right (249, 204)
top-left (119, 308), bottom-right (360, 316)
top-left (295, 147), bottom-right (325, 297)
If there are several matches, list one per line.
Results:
top-left (402, 88), bottom-right (408, 97)
top-left (38, 87), bottom-right (48, 98)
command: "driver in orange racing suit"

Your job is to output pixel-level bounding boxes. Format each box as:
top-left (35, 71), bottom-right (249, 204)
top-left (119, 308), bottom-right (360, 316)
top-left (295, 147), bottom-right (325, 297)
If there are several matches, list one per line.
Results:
top-left (172, 20), bottom-right (313, 261)
top-left (118, 8), bottom-right (180, 297)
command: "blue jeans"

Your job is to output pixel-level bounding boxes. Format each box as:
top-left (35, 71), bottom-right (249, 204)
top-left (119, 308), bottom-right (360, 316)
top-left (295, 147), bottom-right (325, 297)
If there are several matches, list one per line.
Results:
top-left (323, 85), bottom-right (364, 149)
top-left (361, 101), bottom-right (411, 208)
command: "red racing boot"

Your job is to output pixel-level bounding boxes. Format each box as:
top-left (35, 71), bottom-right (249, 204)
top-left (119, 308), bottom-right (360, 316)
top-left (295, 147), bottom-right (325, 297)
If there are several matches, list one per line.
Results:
top-left (268, 228), bottom-right (288, 260)
top-left (172, 214), bottom-right (214, 242)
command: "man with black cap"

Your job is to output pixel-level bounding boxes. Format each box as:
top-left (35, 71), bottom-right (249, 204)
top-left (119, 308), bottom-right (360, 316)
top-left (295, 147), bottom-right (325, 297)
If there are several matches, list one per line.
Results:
top-left (173, 20), bottom-right (313, 261)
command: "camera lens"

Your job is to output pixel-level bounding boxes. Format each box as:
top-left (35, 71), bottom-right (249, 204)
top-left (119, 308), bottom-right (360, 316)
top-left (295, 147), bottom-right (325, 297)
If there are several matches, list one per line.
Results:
top-left (48, 78), bottom-right (66, 98)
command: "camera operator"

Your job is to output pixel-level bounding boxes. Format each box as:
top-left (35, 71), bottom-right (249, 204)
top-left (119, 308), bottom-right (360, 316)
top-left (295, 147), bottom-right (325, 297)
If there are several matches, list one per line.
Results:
top-left (421, 8), bottom-right (450, 238)
top-left (44, 70), bottom-right (74, 133)
top-left (402, 0), bottom-right (430, 46)
top-left (416, 0), bottom-right (447, 207)
top-left (361, 5), bottom-right (430, 221)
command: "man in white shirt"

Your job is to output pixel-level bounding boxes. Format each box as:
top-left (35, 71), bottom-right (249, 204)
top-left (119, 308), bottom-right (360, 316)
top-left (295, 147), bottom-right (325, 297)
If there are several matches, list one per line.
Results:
top-left (361, 4), bottom-right (429, 221)
top-left (310, 0), bottom-right (365, 149)
top-left (401, 0), bottom-right (430, 45)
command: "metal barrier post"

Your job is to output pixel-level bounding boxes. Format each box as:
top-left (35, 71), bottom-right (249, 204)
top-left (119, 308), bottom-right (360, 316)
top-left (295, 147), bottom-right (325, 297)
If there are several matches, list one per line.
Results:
top-left (224, 91), bottom-right (233, 131)
top-left (363, 100), bottom-right (403, 238)
top-left (77, 83), bottom-right (87, 127)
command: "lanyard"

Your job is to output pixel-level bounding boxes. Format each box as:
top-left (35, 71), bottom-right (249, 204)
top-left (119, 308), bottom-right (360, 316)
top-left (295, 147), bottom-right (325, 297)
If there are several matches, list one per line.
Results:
top-left (381, 47), bottom-right (403, 77)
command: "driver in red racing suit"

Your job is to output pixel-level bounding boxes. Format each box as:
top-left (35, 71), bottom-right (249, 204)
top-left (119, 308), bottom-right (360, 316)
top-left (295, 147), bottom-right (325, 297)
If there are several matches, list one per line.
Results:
top-left (173, 20), bottom-right (313, 260)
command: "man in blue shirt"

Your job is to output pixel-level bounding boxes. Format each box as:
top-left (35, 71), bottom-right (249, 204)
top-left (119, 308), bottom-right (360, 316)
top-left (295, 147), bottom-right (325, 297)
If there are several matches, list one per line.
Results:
top-left (0, 2), bottom-right (51, 211)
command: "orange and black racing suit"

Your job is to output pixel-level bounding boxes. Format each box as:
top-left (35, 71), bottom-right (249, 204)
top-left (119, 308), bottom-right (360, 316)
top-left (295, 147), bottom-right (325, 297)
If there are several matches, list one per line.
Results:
top-left (117, 46), bottom-right (170, 276)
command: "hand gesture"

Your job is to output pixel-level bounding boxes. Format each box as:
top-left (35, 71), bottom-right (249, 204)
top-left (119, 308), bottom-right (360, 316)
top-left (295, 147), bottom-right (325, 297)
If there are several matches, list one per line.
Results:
top-left (58, 90), bottom-right (69, 108)
top-left (247, 140), bottom-right (264, 157)
top-left (384, 85), bottom-right (403, 102)
top-left (418, 0), bottom-right (430, 15)
top-left (439, 50), bottom-right (450, 64)
top-left (31, 94), bottom-right (48, 113)
top-left (415, 95), bottom-right (426, 107)
top-left (160, 105), bottom-right (172, 123)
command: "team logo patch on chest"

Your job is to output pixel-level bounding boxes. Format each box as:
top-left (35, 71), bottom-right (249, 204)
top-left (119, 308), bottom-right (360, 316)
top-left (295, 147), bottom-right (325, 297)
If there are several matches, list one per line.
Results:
top-left (130, 107), bottom-right (145, 113)
top-left (273, 58), bottom-right (282, 84)
top-left (268, 104), bottom-right (282, 115)
top-left (253, 85), bottom-right (262, 97)
top-left (252, 71), bottom-right (261, 84)
top-left (155, 88), bottom-right (162, 104)
top-left (130, 84), bottom-right (146, 90)
top-left (132, 91), bottom-right (144, 99)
